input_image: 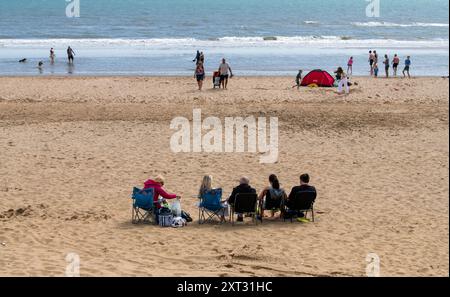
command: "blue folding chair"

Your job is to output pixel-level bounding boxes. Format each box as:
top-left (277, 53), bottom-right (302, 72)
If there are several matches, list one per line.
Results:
top-left (131, 187), bottom-right (157, 224)
top-left (198, 188), bottom-right (227, 224)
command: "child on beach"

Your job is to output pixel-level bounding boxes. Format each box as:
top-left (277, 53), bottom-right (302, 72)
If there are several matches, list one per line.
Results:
top-left (373, 63), bottom-right (379, 78)
top-left (334, 67), bottom-right (349, 95)
top-left (347, 57), bottom-right (353, 75)
top-left (403, 56), bottom-right (411, 78)
top-left (294, 69), bottom-right (303, 89)
top-left (392, 54), bottom-right (400, 77)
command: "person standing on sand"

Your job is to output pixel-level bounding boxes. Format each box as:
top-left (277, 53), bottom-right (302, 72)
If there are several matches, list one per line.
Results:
top-left (194, 62), bottom-right (205, 91)
top-left (347, 56), bottom-right (353, 76)
top-left (369, 50), bottom-right (375, 75)
top-left (49, 48), bottom-right (55, 64)
top-left (383, 54), bottom-right (390, 78)
top-left (373, 62), bottom-right (379, 78)
top-left (294, 69), bottom-right (303, 89)
top-left (218, 58), bottom-right (233, 89)
top-left (67, 46), bottom-right (75, 64)
top-left (403, 56), bottom-right (411, 78)
top-left (392, 54), bottom-right (400, 77)
top-left (373, 50), bottom-right (378, 66)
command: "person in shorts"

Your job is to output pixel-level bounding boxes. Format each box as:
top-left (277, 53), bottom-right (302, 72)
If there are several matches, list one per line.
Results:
top-left (218, 58), bottom-right (233, 89)
top-left (403, 56), bottom-right (411, 78)
top-left (392, 54), bottom-right (400, 77)
top-left (67, 46), bottom-right (75, 64)
top-left (194, 62), bottom-right (205, 91)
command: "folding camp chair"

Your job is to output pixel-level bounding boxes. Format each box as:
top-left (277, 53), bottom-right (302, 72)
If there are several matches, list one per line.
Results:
top-left (131, 187), bottom-right (157, 224)
top-left (284, 191), bottom-right (316, 222)
top-left (198, 188), bottom-right (227, 224)
top-left (257, 189), bottom-right (286, 223)
top-left (230, 193), bottom-right (259, 225)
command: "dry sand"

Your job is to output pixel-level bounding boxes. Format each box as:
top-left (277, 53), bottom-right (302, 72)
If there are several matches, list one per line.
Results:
top-left (0, 76), bottom-right (448, 276)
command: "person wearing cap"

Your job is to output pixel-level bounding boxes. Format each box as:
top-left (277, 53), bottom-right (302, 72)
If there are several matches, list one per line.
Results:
top-left (227, 176), bottom-right (256, 222)
top-left (143, 175), bottom-right (180, 208)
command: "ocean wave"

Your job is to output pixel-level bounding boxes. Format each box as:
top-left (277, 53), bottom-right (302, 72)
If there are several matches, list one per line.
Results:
top-left (0, 36), bottom-right (448, 49)
top-left (351, 21), bottom-right (449, 27)
top-left (303, 20), bottom-right (320, 25)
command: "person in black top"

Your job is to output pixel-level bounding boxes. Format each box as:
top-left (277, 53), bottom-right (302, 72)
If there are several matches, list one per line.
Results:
top-left (286, 173), bottom-right (316, 217)
top-left (228, 176), bottom-right (257, 222)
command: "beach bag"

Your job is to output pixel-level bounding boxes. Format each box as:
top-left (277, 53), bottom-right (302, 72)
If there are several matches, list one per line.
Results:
top-left (181, 210), bottom-right (193, 222)
top-left (158, 207), bottom-right (173, 227)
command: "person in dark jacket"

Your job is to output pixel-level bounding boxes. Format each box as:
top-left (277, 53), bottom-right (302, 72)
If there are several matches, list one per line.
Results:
top-left (286, 173), bottom-right (316, 217)
top-left (228, 176), bottom-right (256, 222)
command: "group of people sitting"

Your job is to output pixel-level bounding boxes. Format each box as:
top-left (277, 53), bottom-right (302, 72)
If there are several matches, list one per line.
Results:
top-left (141, 173), bottom-right (316, 222)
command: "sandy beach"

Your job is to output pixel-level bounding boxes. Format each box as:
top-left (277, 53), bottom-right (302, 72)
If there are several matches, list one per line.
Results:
top-left (0, 76), bottom-right (448, 276)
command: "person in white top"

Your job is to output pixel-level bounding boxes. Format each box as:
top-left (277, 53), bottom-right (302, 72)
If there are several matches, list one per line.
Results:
top-left (335, 67), bottom-right (349, 95)
top-left (218, 58), bottom-right (233, 89)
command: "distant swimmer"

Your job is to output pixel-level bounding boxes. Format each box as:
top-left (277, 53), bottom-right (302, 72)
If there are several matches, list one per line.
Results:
top-left (37, 61), bottom-right (44, 74)
top-left (19, 58), bottom-right (27, 63)
top-left (67, 46), bottom-right (75, 64)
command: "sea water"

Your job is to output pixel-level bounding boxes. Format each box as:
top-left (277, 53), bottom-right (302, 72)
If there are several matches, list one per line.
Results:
top-left (0, 0), bottom-right (448, 76)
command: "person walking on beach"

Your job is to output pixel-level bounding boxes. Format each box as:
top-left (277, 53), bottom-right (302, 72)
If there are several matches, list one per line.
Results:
top-left (347, 56), bottom-right (354, 76)
top-left (373, 50), bottom-right (378, 66)
top-left (403, 56), bottom-right (411, 78)
top-left (392, 54), bottom-right (400, 77)
top-left (218, 58), bottom-right (233, 89)
top-left (194, 62), bottom-right (205, 91)
top-left (334, 67), bottom-right (349, 95)
top-left (369, 50), bottom-right (375, 75)
top-left (383, 54), bottom-right (390, 78)
top-left (67, 46), bottom-right (75, 64)
top-left (49, 48), bottom-right (55, 64)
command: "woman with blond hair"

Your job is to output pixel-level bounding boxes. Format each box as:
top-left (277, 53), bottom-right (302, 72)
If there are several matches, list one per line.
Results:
top-left (143, 175), bottom-right (180, 208)
top-left (197, 175), bottom-right (228, 220)
top-left (198, 175), bottom-right (213, 197)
